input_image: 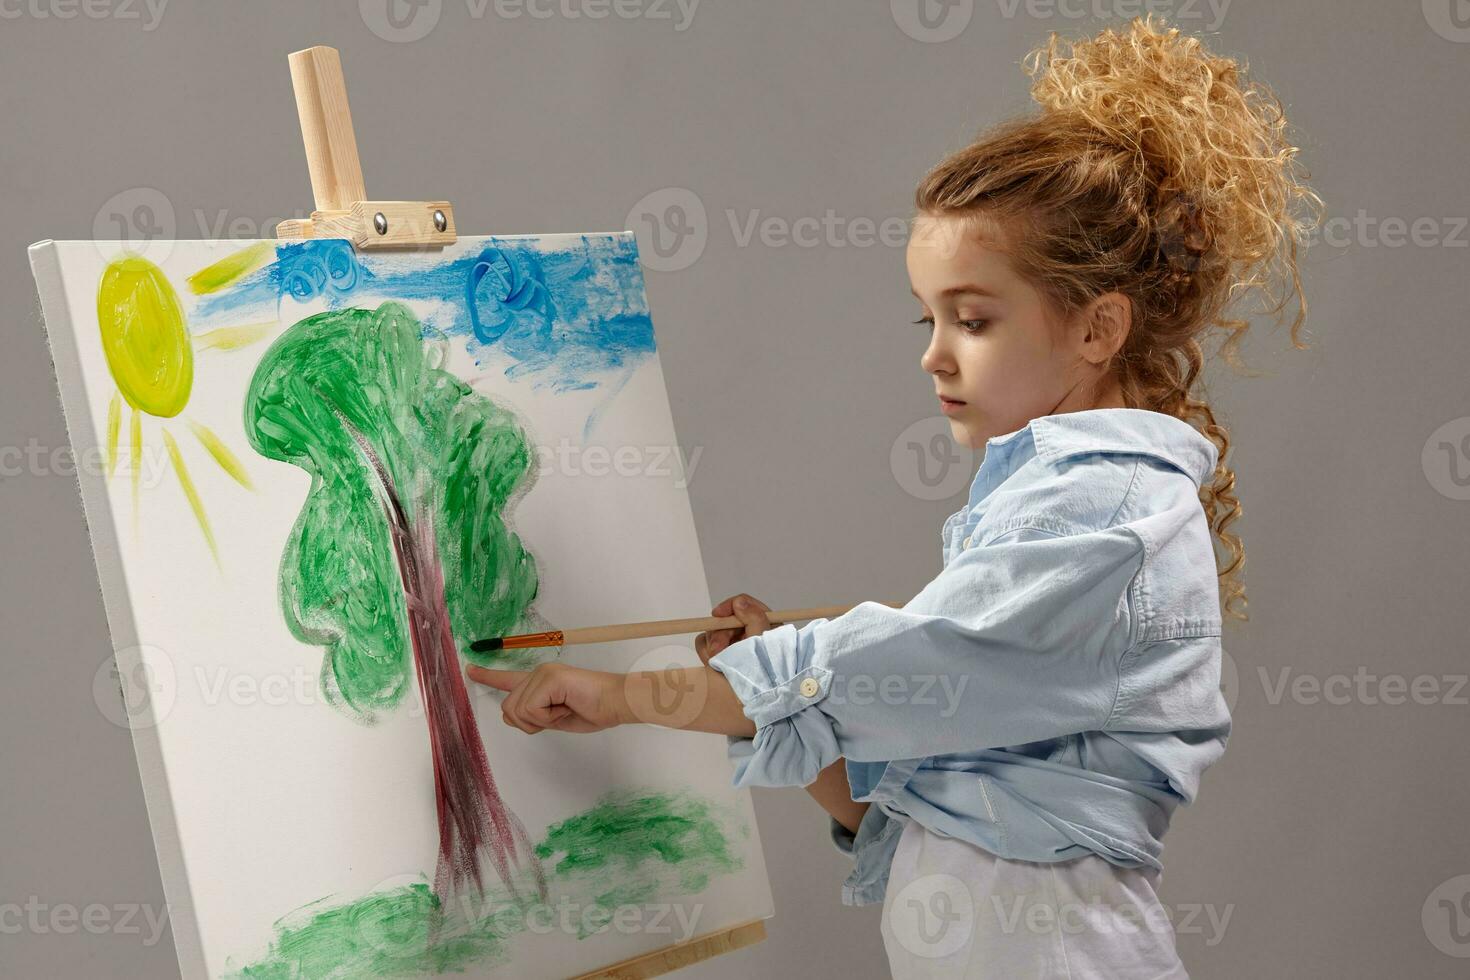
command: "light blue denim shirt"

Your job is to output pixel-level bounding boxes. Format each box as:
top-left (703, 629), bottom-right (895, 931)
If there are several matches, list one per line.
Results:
top-left (708, 408), bottom-right (1232, 906)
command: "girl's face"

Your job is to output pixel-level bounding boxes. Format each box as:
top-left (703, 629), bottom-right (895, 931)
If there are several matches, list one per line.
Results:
top-left (906, 212), bottom-right (1125, 448)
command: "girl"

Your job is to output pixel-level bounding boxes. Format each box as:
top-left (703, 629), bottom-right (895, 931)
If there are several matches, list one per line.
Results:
top-left (469, 15), bottom-right (1321, 978)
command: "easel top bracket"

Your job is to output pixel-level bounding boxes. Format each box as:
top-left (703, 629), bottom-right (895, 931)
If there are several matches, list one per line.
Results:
top-left (275, 45), bottom-right (456, 250)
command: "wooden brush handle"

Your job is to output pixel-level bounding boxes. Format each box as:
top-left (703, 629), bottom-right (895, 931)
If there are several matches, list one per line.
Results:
top-left (560, 602), bottom-right (901, 646)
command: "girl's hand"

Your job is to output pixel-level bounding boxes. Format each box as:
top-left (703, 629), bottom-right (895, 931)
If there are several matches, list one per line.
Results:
top-left (695, 593), bottom-right (772, 666)
top-left (467, 663), bottom-right (627, 734)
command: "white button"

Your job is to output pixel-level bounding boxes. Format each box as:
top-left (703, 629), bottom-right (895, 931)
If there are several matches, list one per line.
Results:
top-left (799, 677), bottom-right (820, 698)
top-left (962, 535), bottom-right (972, 547)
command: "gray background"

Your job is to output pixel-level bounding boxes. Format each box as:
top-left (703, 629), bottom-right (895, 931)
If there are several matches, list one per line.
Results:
top-left (3, 1), bottom-right (1468, 977)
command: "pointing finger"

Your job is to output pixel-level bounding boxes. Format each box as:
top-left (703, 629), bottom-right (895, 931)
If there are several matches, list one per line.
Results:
top-left (467, 665), bottom-right (527, 692)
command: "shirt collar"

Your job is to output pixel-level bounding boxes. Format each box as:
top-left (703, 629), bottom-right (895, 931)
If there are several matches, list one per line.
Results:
top-left (1027, 408), bottom-right (1219, 487)
top-left (960, 408), bottom-right (1219, 514)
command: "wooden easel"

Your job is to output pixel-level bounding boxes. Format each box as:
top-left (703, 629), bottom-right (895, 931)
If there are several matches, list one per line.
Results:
top-left (276, 45), bottom-right (456, 247)
top-left (569, 919), bottom-right (768, 980)
top-left (274, 44), bottom-right (769, 979)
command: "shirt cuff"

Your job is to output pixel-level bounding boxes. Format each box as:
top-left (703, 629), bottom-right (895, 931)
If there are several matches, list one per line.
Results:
top-left (708, 624), bottom-right (840, 788)
top-left (724, 734), bottom-right (754, 766)
top-left (708, 623), bottom-right (834, 726)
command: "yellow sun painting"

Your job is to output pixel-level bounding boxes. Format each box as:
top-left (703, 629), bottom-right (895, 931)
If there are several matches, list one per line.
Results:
top-left (96, 243), bottom-right (276, 566)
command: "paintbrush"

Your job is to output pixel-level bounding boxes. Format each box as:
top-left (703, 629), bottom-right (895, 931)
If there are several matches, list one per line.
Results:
top-left (469, 602), bottom-right (902, 653)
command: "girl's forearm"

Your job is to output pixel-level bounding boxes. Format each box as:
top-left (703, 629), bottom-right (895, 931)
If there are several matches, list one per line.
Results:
top-left (620, 670), bottom-right (869, 833)
top-left (805, 758), bottom-right (870, 835)
top-left (620, 667), bottom-right (758, 738)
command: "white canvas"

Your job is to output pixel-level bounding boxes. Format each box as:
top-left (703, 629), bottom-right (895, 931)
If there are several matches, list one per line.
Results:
top-left (28, 235), bottom-right (773, 979)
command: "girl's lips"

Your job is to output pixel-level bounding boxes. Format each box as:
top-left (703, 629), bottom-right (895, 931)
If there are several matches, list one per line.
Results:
top-left (939, 397), bottom-right (966, 414)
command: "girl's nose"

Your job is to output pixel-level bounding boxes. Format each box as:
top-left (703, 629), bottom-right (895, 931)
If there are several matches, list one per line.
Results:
top-left (921, 328), bottom-right (955, 376)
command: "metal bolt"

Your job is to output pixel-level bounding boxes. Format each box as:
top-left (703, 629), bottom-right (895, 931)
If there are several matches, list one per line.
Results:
top-left (432, 209), bottom-right (447, 233)
top-left (373, 212), bottom-right (388, 236)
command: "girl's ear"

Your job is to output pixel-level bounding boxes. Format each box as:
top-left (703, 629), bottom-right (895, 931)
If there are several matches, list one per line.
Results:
top-left (1078, 292), bottom-right (1133, 365)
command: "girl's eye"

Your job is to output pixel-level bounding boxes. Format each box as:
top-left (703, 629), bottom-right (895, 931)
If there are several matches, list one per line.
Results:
top-left (910, 316), bottom-right (988, 332)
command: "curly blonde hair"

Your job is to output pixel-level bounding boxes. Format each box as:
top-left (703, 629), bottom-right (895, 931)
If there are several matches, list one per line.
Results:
top-left (914, 14), bottom-right (1324, 623)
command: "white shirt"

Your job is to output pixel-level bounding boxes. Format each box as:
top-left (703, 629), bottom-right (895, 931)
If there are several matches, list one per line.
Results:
top-left (880, 816), bottom-right (1190, 979)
